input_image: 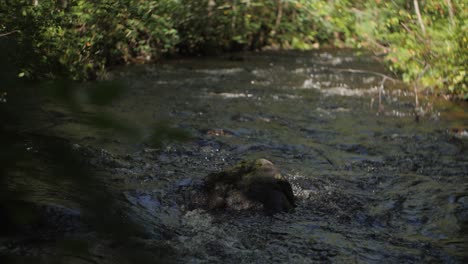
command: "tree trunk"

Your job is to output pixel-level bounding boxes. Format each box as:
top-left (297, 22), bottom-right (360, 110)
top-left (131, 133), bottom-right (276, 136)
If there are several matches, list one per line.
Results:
top-left (445, 0), bottom-right (455, 28)
top-left (272, 0), bottom-right (283, 36)
top-left (231, 0), bottom-right (237, 31)
top-left (413, 0), bottom-right (426, 35)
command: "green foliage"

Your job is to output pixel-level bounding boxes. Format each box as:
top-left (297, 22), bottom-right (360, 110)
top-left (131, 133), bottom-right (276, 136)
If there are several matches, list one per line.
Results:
top-left (0, 0), bottom-right (466, 96)
top-left (354, 0), bottom-right (467, 97)
top-left (1, 0), bottom-right (179, 80)
top-left (171, 0), bottom-right (359, 51)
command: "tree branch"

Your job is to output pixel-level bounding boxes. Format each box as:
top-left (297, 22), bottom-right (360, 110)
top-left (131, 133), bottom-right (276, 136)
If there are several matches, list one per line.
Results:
top-left (0, 30), bottom-right (20, 37)
top-left (400, 22), bottom-right (426, 43)
top-left (333, 68), bottom-right (399, 83)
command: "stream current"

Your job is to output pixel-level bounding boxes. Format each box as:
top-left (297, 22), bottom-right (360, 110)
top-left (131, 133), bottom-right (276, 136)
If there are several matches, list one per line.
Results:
top-left (3, 50), bottom-right (468, 263)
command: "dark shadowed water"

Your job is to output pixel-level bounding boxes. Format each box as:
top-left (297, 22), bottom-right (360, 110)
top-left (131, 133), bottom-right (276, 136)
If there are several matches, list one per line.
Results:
top-left (2, 50), bottom-right (467, 263)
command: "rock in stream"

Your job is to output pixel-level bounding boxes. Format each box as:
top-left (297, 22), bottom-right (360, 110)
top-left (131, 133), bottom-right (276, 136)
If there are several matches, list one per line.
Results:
top-left (204, 159), bottom-right (296, 214)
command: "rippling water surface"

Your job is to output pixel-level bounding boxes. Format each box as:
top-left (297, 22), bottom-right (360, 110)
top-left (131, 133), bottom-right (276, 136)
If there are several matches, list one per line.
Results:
top-left (86, 50), bottom-right (466, 263)
top-left (6, 50), bottom-right (468, 263)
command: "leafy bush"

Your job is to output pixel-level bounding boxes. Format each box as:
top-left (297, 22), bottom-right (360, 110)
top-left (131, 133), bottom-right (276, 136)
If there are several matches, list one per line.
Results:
top-left (0, 0), bottom-right (466, 97)
top-left (1, 0), bottom-right (179, 80)
top-left (354, 0), bottom-right (467, 97)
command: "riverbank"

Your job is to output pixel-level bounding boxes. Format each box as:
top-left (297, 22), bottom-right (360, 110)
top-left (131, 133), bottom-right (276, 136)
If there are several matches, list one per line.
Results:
top-left (1, 1), bottom-right (466, 96)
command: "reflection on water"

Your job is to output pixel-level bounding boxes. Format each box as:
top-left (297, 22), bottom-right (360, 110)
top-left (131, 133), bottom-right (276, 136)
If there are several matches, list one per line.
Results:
top-left (2, 50), bottom-right (468, 263)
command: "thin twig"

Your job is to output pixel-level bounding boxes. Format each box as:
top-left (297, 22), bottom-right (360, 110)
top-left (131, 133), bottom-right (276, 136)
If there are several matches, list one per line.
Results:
top-left (414, 83), bottom-right (419, 108)
top-left (350, 7), bottom-right (365, 14)
top-left (313, 147), bottom-right (335, 168)
top-left (332, 68), bottom-right (399, 83)
top-left (413, 64), bottom-right (430, 110)
top-left (61, 255), bottom-right (100, 264)
top-left (333, 68), bottom-right (399, 114)
top-left (378, 78), bottom-right (385, 113)
top-left (0, 30), bottom-right (20, 37)
top-left (365, 38), bottom-right (390, 53)
top-left (400, 23), bottom-right (426, 44)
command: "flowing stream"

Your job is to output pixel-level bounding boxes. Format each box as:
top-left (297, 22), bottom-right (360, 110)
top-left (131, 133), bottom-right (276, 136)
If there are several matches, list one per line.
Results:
top-left (2, 50), bottom-right (467, 263)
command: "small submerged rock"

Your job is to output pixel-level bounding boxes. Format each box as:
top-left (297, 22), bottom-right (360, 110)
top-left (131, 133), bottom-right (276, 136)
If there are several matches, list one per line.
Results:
top-left (204, 159), bottom-right (296, 214)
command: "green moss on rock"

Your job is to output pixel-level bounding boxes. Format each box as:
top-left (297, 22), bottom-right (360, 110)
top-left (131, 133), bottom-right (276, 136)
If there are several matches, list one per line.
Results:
top-left (205, 159), bottom-right (295, 214)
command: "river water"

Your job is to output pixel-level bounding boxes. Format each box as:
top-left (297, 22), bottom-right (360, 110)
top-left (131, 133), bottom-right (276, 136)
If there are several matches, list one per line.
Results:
top-left (2, 50), bottom-right (467, 263)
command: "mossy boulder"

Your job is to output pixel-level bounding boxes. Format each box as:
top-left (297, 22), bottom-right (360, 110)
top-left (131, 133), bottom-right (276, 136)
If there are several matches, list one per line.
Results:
top-left (205, 159), bottom-right (295, 214)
